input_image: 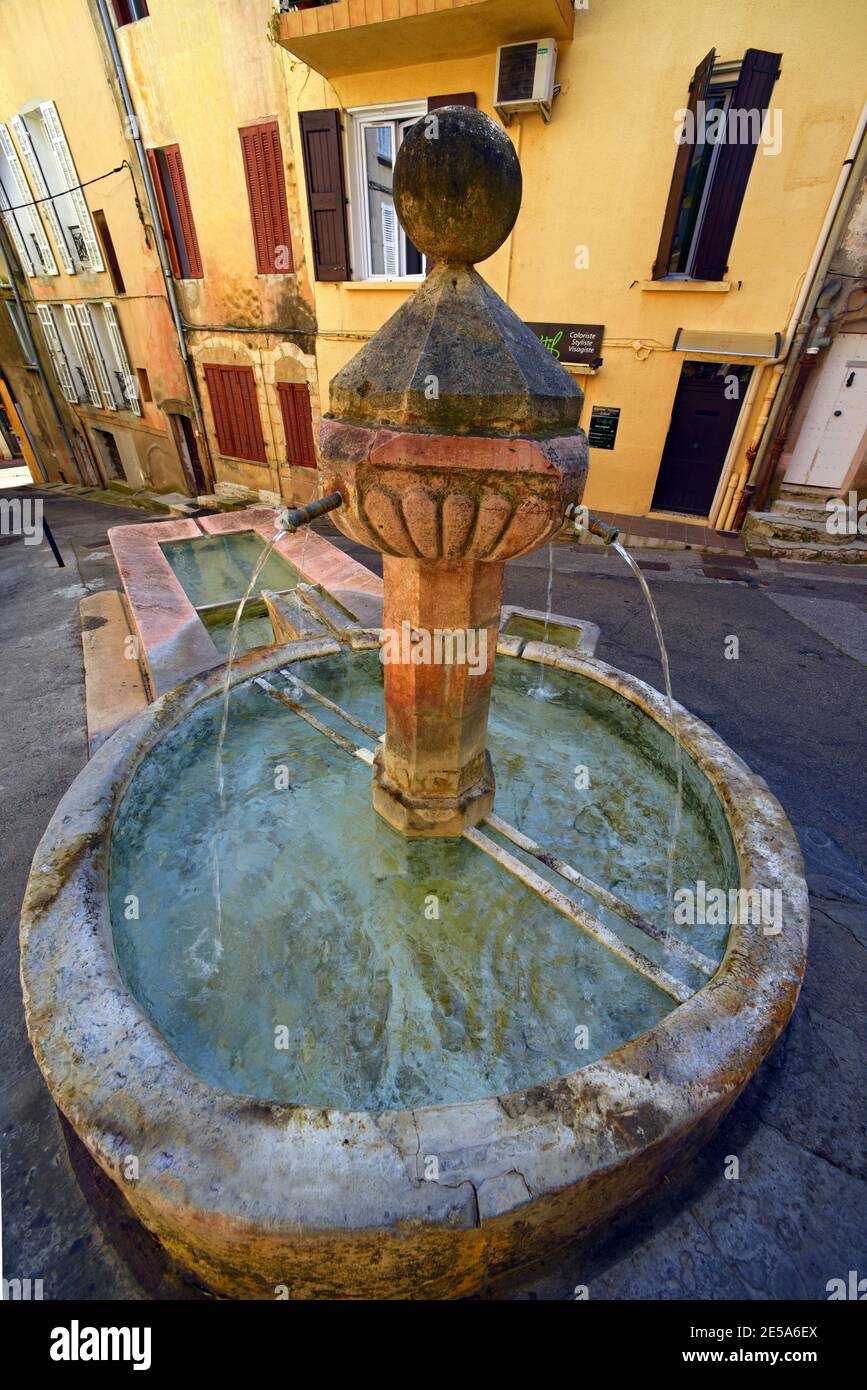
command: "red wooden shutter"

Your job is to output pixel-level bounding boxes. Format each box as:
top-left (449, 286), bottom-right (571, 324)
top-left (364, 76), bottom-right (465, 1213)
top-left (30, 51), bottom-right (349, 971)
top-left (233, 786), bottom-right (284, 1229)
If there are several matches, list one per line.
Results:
top-left (427, 94), bottom-right (476, 112)
top-left (299, 109), bottom-right (350, 282)
top-left (651, 50), bottom-right (715, 279)
top-left (240, 122), bottom-right (293, 274)
top-left (146, 147), bottom-right (181, 279)
top-left (690, 49), bottom-right (782, 282)
top-left (203, 365), bottom-right (266, 463)
top-left (277, 383), bottom-right (316, 467)
top-left (163, 145), bottom-right (203, 278)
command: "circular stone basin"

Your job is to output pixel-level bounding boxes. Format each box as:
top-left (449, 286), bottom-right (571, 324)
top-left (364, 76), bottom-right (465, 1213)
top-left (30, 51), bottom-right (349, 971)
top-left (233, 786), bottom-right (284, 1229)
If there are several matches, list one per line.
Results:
top-left (20, 638), bottom-right (808, 1299)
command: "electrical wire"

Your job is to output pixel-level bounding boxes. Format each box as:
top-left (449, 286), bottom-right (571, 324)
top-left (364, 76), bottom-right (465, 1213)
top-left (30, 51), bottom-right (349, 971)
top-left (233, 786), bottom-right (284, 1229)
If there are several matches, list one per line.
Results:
top-left (1, 162), bottom-right (130, 213)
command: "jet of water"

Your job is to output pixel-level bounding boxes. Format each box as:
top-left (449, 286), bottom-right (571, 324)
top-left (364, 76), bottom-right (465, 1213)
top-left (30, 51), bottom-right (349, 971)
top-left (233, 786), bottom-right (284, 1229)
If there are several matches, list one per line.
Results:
top-left (611, 540), bottom-right (684, 925)
top-left (212, 522), bottom-right (288, 943)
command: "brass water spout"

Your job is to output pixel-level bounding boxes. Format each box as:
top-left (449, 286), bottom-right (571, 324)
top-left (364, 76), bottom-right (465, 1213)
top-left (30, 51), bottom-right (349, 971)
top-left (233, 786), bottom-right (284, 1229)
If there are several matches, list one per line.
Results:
top-left (566, 504), bottom-right (619, 546)
top-left (278, 492), bottom-right (344, 534)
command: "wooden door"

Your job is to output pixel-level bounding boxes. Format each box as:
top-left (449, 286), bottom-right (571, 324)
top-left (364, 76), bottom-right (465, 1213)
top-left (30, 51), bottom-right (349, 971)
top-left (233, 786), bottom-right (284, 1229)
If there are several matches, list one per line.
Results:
top-left (652, 362), bottom-right (751, 516)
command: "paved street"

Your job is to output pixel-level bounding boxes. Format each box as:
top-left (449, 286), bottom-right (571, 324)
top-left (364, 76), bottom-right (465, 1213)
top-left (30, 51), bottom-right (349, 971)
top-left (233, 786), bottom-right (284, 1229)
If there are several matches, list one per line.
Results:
top-left (1, 491), bottom-right (865, 1300)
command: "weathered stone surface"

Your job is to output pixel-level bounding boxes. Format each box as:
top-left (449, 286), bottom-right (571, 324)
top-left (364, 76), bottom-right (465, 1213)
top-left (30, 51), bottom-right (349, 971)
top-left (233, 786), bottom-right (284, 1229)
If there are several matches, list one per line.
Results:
top-left (319, 417), bottom-right (586, 834)
top-left (80, 591), bottom-right (148, 752)
top-left (328, 262), bottom-right (583, 435)
top-left (19, 643), bottom-right (808, 1298)
top-left (394, 105), bottom-right (522, 265)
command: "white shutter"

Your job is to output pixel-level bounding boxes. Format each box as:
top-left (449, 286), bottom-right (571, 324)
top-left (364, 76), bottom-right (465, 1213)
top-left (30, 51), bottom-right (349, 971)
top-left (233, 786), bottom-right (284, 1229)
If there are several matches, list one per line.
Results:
top-left (0, 180), bottom-right (34, 275)
top-left (36, 302), bottom-right (78, 402)
top-left (102, 302), bottom-right (140, 415)
top-left (39, 101), bottom-right (103, 272)
top-left (381, 202), bottom-right (398, 278)
top-left (10, 115), bottom-right (74, 275)
top-left (0, 122), bottom-right (58, 276)
top-left (63, 304), bottom-right (101, 406)
top-left (74, 303), bottom-right (117, 409)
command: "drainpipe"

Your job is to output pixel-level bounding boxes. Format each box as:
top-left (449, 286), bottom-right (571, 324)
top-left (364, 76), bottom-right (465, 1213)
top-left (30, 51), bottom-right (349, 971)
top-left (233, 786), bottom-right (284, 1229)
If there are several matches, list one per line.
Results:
top-left (93, 0), bottom-right (213, 490)
top-left (0, 223), bottom-right (82, 483)
top-left (719, 363), bottom-right (785, 530)
top-left (708, 362), bottom-right (763, 529)
top-left (735, 99), bottom-right (867, 524)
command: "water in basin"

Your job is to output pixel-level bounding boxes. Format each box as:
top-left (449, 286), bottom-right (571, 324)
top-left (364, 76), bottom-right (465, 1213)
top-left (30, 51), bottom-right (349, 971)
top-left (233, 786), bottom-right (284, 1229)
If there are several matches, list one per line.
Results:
top-left (160, 530), bottom-right (301, 607)
top-left (160, 529), bottom-right (301, 654)
top-left (110, 650), bottom-right (737, 1112)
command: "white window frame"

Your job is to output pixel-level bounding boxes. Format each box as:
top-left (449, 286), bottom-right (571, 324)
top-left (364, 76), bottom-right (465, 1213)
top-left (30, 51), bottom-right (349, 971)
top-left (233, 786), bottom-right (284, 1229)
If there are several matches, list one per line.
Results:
top-left (0, 123), bottom-right (58, 277)
top-left (36, 303), bottom-right (78, 402)
top-left (345, 101), bottom-right (427, 283)
top-left (64, 304), bottom-right (104, 408)
top-left (13, 102), bottom-right (103, 275)
top-left (102, 301), bottom-right (140, 415)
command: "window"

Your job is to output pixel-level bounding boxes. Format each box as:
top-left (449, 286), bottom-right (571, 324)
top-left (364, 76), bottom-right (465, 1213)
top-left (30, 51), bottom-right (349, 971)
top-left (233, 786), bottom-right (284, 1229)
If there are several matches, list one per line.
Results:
top-left (348, 104), bottom-right (426, 280)
top-left (11, 104), bottom-right (104, 275)
top-left (239, 122), bottom-right (293, 274)
top-left (146, 145), bottom-right (203, 279)
top-left (0, 123), bottom-right (58, 276)
top-left (36, 300), bottom-right (140, 413)
top-left (277, 383), bottom-right (315, 467)
top-left (92, 210), bottom-right (125, 294)
top-left (299, 96), bottom-right (473, 284)
top-left (93, 427), bottom-right (126, 482)
top-left (653, 49), bottom-right (781, 282)
top-left (203, 364), bottom-right (266, 463)
top-left (36, 303), bottom-right (84, 402)
top-left (111, 0), bottom-right (149, 25)
top-left (6, 302), bottom-right (37, 365)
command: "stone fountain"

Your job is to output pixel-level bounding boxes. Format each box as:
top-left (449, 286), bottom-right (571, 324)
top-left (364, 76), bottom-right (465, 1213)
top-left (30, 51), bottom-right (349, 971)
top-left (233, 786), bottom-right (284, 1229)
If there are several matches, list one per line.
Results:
top-left (19, 109), bottom-right (808, 1300)
top-left (319, 107), bottom-right (587, 835)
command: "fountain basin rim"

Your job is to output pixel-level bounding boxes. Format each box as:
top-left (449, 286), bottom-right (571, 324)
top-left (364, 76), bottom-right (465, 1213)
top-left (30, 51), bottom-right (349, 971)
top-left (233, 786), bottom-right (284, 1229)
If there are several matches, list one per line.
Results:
top-left (19, 637), bottom-right (808, 1295)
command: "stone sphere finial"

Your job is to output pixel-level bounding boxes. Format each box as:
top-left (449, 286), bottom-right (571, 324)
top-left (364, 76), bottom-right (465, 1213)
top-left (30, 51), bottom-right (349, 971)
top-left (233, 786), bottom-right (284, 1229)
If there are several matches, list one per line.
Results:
top-left (394, 106), bottom-right (522, 265)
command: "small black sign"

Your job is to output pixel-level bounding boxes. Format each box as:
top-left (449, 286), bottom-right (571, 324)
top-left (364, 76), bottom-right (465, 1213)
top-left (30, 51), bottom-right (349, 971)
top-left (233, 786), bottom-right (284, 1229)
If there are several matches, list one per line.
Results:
top-left (587, 406), bottom-right (620, 450)
top-left (527, 322), bottom-right (604, 367)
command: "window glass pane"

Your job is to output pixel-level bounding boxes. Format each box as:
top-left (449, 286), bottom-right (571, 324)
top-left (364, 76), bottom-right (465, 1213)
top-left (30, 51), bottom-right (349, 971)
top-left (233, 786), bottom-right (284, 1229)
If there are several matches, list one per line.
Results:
top-left (398, 118), bottom-right (424, 274)
top-left (364, 123), bottom-right (394, 277)
top-left (668, 93), bottom-right (727, 274)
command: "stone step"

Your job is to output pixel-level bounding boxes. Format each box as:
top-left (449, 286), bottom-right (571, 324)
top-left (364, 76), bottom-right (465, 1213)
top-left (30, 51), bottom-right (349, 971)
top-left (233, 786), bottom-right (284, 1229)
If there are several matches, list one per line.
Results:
top-left (745, 511), bottom-right (856, 545)
top-left (777, 483), bottom-right (837, 503)
top-left (80, 591), bottom-right (149, 755)
top-left (768, 497), bottom-right (833, 521)
top-left (745, 534), bottom-right (867, 564)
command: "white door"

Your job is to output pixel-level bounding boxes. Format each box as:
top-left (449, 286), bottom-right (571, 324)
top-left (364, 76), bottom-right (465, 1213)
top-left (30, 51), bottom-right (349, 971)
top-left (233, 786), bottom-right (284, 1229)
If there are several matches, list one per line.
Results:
top-left (785, 334), bottom-right (867, 488)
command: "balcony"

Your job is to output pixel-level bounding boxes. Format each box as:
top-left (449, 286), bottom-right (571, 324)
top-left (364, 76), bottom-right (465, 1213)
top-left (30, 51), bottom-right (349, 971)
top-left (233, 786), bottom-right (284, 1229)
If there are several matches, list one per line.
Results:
top-left (276, 0), bottom-right (575, 79)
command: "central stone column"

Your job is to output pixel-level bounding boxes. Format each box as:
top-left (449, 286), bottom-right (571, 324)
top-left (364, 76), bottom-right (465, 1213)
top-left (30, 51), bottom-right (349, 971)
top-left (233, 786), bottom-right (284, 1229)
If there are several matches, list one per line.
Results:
top-left (319, 107), bottom-right (589, 835)
top-left (376, 554), bottom-right (503, 834)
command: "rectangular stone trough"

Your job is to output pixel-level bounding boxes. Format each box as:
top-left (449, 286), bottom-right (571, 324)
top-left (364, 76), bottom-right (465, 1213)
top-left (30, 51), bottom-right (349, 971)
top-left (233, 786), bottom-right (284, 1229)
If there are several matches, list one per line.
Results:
top-left (108, 506), bottom-right (383, 700)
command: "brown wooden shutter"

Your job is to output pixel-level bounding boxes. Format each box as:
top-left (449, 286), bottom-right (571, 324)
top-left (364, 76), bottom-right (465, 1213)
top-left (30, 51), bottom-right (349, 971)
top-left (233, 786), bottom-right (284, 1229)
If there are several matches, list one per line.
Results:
top-left (651, 49), bottom-right (715, 279)
top-left (691, 49), bottom-right (782, 282)
top-left (240, 122), bottom-right (293, 275)
top-left (163, 145), bottom-right (203, 278)
top-left (203, 364), bottom-right (266, 463)
top-left (146, 147), bottom-right (182, 279)
top-left (277, 382), bottom-right (316, 467)
top-left (427, 93), bottom-right (476, 112)
top-left (299, 109), bottom-right (349, 281)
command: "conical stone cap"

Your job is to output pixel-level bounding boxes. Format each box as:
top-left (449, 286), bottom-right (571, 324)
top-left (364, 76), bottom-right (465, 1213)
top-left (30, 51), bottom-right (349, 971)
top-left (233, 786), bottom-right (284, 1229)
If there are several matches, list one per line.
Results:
top-left (327, 106), bottom-right (583, 437)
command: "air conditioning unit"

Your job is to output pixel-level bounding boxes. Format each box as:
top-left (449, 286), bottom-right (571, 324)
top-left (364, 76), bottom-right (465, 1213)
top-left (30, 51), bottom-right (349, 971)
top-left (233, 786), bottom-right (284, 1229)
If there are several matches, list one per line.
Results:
top-left (494, 39), bottom-right (558, 125)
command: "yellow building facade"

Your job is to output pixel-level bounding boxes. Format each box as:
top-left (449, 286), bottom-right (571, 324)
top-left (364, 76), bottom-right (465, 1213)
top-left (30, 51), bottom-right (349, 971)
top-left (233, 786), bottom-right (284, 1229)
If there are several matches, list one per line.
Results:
top-left (277, 0), bottom-right (867, 528)
top-left (1, 1), bottom-right (864, 526)
top-left (0, 0), bottom-right (200, 492)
